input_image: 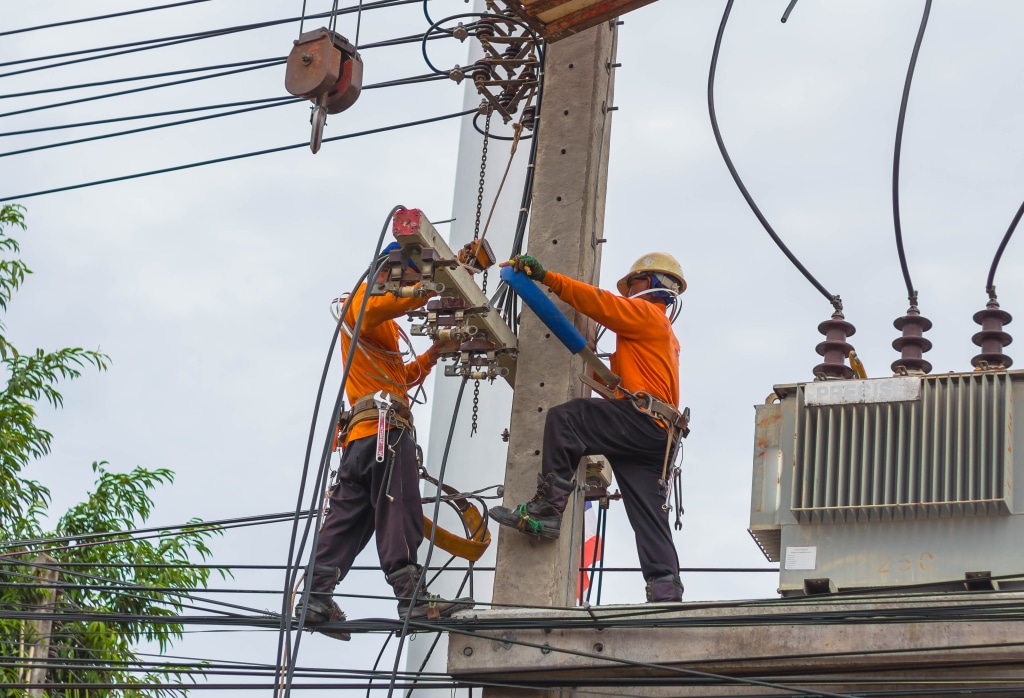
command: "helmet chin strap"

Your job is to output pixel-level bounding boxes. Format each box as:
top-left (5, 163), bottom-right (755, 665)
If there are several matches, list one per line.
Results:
top-left (627, 288), bottom-right (682, 324)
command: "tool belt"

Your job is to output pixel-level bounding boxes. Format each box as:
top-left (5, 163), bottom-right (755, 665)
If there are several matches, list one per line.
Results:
top-left (580, 373), bottom-right (690, 437)
top-left (338, 393), bottom-right (413, 440)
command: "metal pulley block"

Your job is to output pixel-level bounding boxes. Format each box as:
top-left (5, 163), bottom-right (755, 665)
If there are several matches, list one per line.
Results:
top-left (285, 28), bottom-right (364, 153)
top-left (444, 338), bottom-right (509, 381)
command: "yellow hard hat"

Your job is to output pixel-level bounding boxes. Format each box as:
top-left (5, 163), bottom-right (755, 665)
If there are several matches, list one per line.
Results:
top-left (616, 252), bottom-right (686, 296)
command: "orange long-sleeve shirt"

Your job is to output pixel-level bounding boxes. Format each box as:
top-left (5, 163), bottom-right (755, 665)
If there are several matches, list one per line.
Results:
top-left (341, 283), bottom-right (438, 444)
top-left (543, 271), bottom-right (680, 407)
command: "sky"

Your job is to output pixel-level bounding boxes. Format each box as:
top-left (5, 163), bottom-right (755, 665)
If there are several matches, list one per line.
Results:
top-left (4, 0), bottom-right (1024, 693)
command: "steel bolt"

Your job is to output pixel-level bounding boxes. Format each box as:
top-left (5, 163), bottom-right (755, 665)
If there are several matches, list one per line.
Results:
top-left (463, 646), bottom-right (473, 657)
top-left (301, 54), bottom-right (313, 65)
top-left (541, 643), bottom-right (551, 655)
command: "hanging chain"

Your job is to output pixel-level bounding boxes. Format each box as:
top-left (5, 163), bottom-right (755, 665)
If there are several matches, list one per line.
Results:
top-left (469, 109), bottom-right (491, 438)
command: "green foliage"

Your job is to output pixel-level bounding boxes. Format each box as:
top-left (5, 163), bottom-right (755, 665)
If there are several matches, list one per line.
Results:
top-left (0, 205), bottom-right (222, 696)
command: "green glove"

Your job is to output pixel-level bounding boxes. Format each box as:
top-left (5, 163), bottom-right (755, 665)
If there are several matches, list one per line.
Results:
top-left (513, 254), bottom-right (546, 282)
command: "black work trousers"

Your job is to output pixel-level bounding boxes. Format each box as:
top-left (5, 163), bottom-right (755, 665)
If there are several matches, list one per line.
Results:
top-left (542, 397), bottom-right (679, 581)
top-left (311, 427), bottom-right (423, 593)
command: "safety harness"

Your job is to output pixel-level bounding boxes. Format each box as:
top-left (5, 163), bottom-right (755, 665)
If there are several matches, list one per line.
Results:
top-left (332, 392), bottom-right (492, 562)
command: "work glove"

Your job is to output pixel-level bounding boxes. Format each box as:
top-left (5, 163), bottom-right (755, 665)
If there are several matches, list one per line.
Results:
top-left (509, 254), bottom-right (546, 282)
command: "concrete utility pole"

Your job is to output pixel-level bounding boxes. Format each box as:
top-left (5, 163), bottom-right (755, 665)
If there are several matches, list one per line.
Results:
top-left (490, 20), bottom-right (619, 612)
top-left (19, 554), bottom-right (59, 697)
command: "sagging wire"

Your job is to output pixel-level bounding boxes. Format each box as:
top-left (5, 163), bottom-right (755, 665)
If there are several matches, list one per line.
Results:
top-left (892, 0), bottom-right (933, 309)
top-left (276, 206), bottom-right (405, 697)
top-left (0, 0), bottom-right (214, 38)
top-left (708, 0), bottom-right (842, 313)
top-left (0, 0), bottom-right (420, 77)
top-left (0, 108), bottom-right (476, 202)
top-left (987, 198), bottom-right (1024, 300)
top-left (383, 377), bottom-right (471, 698)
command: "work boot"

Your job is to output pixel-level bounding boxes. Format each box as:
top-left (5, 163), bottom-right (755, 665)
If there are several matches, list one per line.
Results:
top-left (386, 564), bottom-right (475, 620)
top-left (489, 473), bottom-right (574, 539)
top-left (645, 574), bottom-right (684, 603)
top-left (294, 591), bottom-right (351, 641)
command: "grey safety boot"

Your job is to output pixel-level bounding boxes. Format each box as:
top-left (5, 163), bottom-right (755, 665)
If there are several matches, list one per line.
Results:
top-left (489, 473), bottom-right (574, 539)
top-left (294, 592), bottom-right (350, 641)
top-left (386, 564), bottom-right (475, 620)
top-left (294, 565), bottom-right (350, 641)
top-left (645, 574), bottom-right (684, 603)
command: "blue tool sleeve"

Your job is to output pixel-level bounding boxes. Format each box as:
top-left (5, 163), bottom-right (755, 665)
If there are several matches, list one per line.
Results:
top-left (500, 266), bottom-right (587, 354)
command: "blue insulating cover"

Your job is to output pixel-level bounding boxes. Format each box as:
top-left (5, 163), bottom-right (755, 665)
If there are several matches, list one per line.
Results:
top-left (500, 266), bottom-right (587, 354)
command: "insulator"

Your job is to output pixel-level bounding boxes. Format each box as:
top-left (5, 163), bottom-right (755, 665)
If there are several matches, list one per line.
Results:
top-left (891, 305), bottom-right (933, 375)
top-left (971, 299), bottom-right (1013, 370)
top-left (522, 106), bottom-right (536, 130)
top-left (476, 18), bottom-right (496, 39)
top-left (503, 43), bottom-right (523, 60)
top-left (498, 87), bottom-right (517, 111)
top-left (471, 60), bottom-right (492, 84)
top-left (813, 311), bottom-right (856, 380)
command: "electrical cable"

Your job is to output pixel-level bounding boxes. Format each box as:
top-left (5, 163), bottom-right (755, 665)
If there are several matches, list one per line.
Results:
top-left (0, 73), bottom-right (447, 159)
top-left (891, 0), bottom-right (932, 306)
top-left (277, 207), bottom-right (404, 697)
top-left (0, 96), bottom-right (294, 138)
top-left (0, 0), bottom-right (215, 38)
top-left (987, 198), bottom-right (1024, 297)
top-left (384, 377), bottom-right (470, 698)
top-left (0, 0), bottom-right (420, 76)
top-left (708, 0), bottom-right (840, 310)
top-left (0, 57), bottom-right (284, 101)
top-left (0, 60), bottom-right (285, 119)
top-left (0, 108), bottom-right (475, 202)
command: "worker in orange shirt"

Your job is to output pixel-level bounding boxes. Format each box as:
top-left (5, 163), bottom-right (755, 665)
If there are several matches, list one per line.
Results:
top-left (490, 252), bottom-right (687, 603)
top-left (296, 243), bottom-right (473, 640)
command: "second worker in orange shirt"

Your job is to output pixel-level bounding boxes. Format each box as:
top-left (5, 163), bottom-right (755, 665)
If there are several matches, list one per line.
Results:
top-left (490, 252), bottom-right (687, 603)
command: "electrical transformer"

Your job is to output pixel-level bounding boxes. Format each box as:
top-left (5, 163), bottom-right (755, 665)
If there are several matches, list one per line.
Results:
top-left (748, 370), bottom-right (1024, 596)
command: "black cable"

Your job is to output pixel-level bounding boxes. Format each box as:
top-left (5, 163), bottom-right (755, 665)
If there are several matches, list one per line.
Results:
top-left (385, 377), bottom-right (470, 698)
top-left (0, 60), bottom-right (285, 119)
top-left (987, 198), bottom-right (1024, 296)
top-left (0, 97), bottom-right (294, 137)
top-left (0, 108), bottom-right (475, 202)
top-left (780, 0), bottom-right (800, 23)
top-left (892, 0), bottom-right (932, 305)
top-left (0, 0), bottom-right (215, 38)
top-left (0, 98), bottom-right (301, 159)
top-left (0, 73), bottom-right (447, 159)
top-left (0, 0), bottom-right (419, 76)
top-left (0, 57), bottom-right (284, 101)
top-left (708, 0), bottom-right (839, 309)
top-left (278, 208), bottom-right (403, 697)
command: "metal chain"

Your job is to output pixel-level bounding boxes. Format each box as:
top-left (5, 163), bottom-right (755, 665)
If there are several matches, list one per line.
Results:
top-left (470, 109), bottom-right (491, 437)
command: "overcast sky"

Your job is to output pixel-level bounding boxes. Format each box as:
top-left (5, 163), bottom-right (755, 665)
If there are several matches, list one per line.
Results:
top-left (4, 0), bottom-right (1024, 693)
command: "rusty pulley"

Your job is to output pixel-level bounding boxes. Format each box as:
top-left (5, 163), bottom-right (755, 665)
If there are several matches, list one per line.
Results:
top-left (285, 28), bottom-right (364, 153)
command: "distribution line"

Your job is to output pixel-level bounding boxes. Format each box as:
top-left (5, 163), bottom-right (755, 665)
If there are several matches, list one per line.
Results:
top-left (0, 73), bottom-right (447, 159)
top-left (0, 108), bottom-right (475, 202)
top-left (0, 96), bottom-right (294, 137)
top-left (0, 0), bottom-right (215, 38)
top-left (0, 0), bottom-right (421, 75)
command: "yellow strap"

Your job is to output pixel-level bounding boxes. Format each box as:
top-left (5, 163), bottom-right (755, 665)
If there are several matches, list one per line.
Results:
top-left (422, 505), bottom-right (491, 562)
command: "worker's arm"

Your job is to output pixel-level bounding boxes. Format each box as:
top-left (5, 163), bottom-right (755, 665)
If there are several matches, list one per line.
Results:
top-left (543, 271), bottom-right (654, 338)
top-left (352, 286), bottom-right (427, 331)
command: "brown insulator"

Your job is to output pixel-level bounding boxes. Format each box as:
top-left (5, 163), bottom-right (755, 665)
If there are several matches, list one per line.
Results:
top-left (891, 305), bottom-right (933, 375)
top-left (813, 311), bottom-right (856, 380)
top-left (971, 299), bottom-right (1013, 370)
top-left (522, 105), bottom-right (536, 130)
top-left (476, 18), bottom-right (496, 39)
top-left (498, 87), bottom-right (517, 112)
top-left (471, 60), bottom-right (492, 85)
top-left (503, 43), bottom-right (523, 60)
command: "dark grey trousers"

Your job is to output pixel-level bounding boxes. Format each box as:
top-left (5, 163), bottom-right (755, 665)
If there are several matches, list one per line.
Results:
top-left (311, 428), bottom-right (423, 592)
top-left (542, 397), bottom-right (680, 580)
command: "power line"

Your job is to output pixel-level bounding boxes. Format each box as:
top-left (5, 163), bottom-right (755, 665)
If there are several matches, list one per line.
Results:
top-left (707, 0), bottom-right (839, 309)
top-left (0, 73), bottom-right (446, 159)
top-left (0, 107), bottom-right (474, 204)
top-left (0, 0), bottom-right (215, 38)
top-left (0, 0), bottom-right (422, 78)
